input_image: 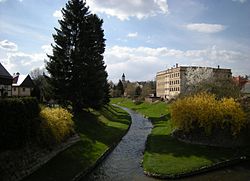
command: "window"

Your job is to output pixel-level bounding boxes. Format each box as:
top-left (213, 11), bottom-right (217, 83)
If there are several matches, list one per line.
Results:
top-left (14, 87), bottom-right (16, 91)
top-left (23, 88), bottom-right (25, 92)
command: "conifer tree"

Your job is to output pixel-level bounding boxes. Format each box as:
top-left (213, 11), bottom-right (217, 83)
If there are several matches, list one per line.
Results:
top-left (46, 0), bottom-right (109, 112)
top-left (117, 80), bottom-right (124, 96)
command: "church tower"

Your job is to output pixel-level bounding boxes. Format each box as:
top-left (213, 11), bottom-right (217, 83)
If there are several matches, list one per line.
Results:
top-left (122, 73), bottom-right (125, 82)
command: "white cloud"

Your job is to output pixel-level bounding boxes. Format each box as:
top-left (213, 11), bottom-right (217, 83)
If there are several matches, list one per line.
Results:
top-left (41, 44), bottom-right (52, 55)
top-left (155, 0), bottom-right (169, 13)
top-left (127, 32), bottom-right (138, 38)
top-left (53, 10), bottom-right (63, 19)
top-left (105, 45), bottom-right (250, 82)
top-left (1, 41), bottom-right (249, 83)
top-left (87, 0), bottom-right (169, 20)
top-left (232, 0), bottom-right (247, 3)
top-left (1, 51), bottom-right (46, 75)
top-left (0, 0), bottom-right (23, 2)
top-left (0, 40), bottom-right (18, 51)
top-left (0, 41), bottom-right (47, 75)
top-left (186, 23), bottom-right (226, 33)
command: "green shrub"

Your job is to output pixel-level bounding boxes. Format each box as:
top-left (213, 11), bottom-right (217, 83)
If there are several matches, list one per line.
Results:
top-left (0, 97), bottom-right (40, 149)
top-left (39, 107), bottom-right (75, 145)
top-left (22, 97), bottom-right (40, 118)
top-left (171, 92), bottom-right (246, 135)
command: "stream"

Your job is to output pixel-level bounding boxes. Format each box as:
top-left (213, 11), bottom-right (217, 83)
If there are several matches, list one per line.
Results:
top-left (83, 107), bottom-right (250, 181)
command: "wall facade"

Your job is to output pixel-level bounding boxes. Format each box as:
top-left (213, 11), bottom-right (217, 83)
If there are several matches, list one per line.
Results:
top-left (0, 84), bottom-right (12, 97)
top-left (156, 70), bottom-right (166, 98)
top-left (12, 87), bottom-right (32, 97)
top-left (156, 65), bottom-right (232, 100)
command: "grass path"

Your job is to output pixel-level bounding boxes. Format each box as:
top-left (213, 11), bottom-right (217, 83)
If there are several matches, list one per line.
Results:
top-left (24, 104), bottom-right (131, 181)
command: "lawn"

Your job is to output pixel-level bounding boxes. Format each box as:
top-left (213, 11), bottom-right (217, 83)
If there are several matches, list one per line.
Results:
top-left (24, 104), bottom-right (131, 181)
top-left (111, 98), bottom-right (249, 177)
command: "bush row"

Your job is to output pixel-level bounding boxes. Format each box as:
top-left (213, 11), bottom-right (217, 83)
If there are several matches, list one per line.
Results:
top-left (0, 97), bottom-right (75, 150)
top-left (171, 92), bottom-right (247, 136)
top-left (0, 97), bottom-right (40, 149)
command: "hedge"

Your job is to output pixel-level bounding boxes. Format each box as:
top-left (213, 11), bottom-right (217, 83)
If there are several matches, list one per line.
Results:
top-left (0, 97), bottom-right (40, 150)
top-left (171, 92), bottom-right (247, 136)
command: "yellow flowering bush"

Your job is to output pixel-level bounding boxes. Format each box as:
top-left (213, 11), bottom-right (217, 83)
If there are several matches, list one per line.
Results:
top-left (40, 107), bottom-right (75, 144)
top-left (171, 92), bottom-right (246, 135)
top-left (220, 98), bottom-right (246, 134)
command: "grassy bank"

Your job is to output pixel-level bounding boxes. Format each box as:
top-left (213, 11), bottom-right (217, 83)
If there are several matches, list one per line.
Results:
top-left (111, 98), bottom-right (249, 177)
top-left (24, 104), bottom-right (131, 181)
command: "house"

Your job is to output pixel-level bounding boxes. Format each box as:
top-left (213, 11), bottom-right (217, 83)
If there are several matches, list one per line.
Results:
top-left (0, 62), bottom-right (12, 97)
top-left (233, 75), bottom-right (248, 89)
top-left (242, 81), bottom-right (250, 97)
top-left (156, 64), bottom-right (232, 100)
top-left (12, 73), bottom-right (34, 97)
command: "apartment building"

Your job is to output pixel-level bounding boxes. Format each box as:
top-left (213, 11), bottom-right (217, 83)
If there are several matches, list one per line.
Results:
top-left (156, 64), bottom-right (232, 100)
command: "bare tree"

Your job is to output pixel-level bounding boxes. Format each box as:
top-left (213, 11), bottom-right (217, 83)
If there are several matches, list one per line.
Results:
top-left (181, 67), bottom-right (240, 99)
top-left (30, 68), bottom-right (45, 79)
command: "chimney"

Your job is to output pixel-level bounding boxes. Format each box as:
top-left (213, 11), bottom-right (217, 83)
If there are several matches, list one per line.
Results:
top-left (217, 65), bottom-right (220, 69)
top-left (176, 63), bottom-right (178, 68)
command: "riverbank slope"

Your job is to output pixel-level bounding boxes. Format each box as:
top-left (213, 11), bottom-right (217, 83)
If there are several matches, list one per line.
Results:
top-left (23, 104), bottom-right (131, 181)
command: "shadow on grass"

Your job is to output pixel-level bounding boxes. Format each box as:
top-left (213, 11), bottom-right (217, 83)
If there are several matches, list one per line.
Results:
top-left (148, 113), bottom-right (171, 124)
top-left (146, 133), bottom-right (241, 162)
top-left (100, 105), bottom-right (131, 125)
top-left (73, 106), bottom-right (130, 147)
top-left (24, 140), bottom-right (102, 181)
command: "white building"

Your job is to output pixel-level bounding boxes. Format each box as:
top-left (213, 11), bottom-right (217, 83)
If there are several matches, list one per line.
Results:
top-left (12, 73), bottom-right (34, 97)
top-left (156, 64), bottom-right (232, 100)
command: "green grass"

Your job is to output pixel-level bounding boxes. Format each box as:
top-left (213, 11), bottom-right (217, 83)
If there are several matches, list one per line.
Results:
top-left (24, 104), bottom-right (131, 181)
top-left (111, 98), bottom-right (249, 177)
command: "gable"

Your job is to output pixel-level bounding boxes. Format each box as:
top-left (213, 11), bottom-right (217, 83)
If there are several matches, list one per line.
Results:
top-left (20, 75), bottom-right (34, 88)
top-left (0, 63), bottom-right (12, 85)
top-left (12, 75), bottom-right (34, 88)
top-left (0, 63), bottom-right (12, 79)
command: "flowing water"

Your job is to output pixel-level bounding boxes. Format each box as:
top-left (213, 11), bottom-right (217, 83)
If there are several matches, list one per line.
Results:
top-left (83, 107), bottom-right (250, 181)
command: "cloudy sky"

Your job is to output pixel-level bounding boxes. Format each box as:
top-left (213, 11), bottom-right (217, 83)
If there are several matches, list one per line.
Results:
top-left (0, 0), bottom-right (249, 83)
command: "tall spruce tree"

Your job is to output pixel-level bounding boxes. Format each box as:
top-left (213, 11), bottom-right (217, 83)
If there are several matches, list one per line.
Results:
top-left (46, 0), bottom-right (109, 112)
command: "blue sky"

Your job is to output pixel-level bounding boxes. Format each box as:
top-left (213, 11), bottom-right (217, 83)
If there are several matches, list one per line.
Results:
top-left (0, 0), bottom-right (249, 83)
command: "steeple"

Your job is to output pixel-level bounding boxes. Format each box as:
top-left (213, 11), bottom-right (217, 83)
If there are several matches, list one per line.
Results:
top-left (122, 73), bottom-right (125, 82)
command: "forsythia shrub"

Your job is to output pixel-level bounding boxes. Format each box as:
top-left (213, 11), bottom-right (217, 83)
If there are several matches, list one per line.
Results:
top-left (40, 107), bottom-right (75, 144)
top-left (171, 92), bottom-right (246, 135)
